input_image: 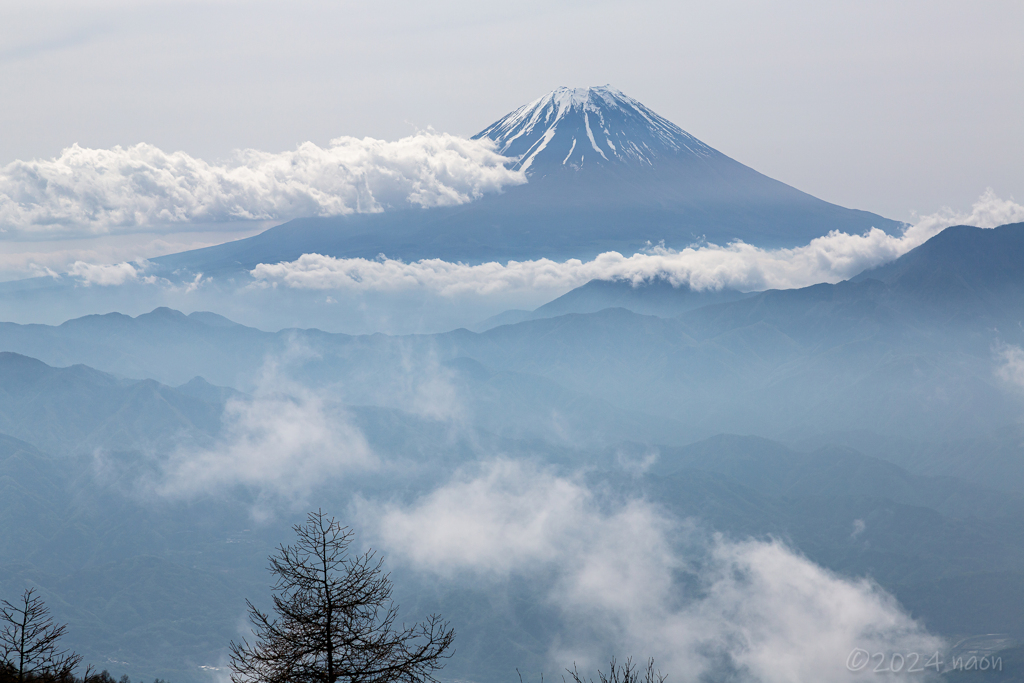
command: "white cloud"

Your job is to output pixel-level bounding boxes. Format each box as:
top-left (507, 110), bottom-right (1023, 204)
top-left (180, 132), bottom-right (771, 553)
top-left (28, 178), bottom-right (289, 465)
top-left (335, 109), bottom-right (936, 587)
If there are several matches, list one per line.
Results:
top-left (372, 460), bottom-right (944, 682)
top-left (0, 134), bottom-right (524, 237)
top-left (66, 259), bottom-right (155, 286)
top-left (155, 355), bottom-right (375, 507)
top-left (252, 190), bottom-right (1024, 296)
top-left (377, 460), bottom-right (612, 576)
top-left (995, 343), bottom-right (1024, 389)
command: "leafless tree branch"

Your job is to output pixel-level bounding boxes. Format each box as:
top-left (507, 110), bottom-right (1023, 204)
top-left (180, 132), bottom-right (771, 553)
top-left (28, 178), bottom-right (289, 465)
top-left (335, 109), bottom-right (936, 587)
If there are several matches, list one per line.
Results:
top-left (229, 510), bottom-right (454, 683)
top-left (0, 589), bottom-right (82, 683)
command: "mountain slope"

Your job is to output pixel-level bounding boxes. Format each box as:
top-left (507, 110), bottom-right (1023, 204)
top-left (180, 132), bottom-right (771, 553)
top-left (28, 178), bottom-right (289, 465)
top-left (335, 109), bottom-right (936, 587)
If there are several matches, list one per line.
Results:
top-left (0, 351), bottom-right (227, 454)
top-left (853, 221), bottom-right (1024, 318)
top-left (683, 223), bottom-right (1024, 343)
top-left (474, 278), bottom-right (753, 330)
top-left (152, 86), bottom-right (901, 277)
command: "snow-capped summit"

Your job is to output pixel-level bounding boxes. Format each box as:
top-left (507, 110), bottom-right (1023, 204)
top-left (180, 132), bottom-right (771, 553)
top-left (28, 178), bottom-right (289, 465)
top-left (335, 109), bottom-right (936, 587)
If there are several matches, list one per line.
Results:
top-left (474, 85), bottom-right (715, 173)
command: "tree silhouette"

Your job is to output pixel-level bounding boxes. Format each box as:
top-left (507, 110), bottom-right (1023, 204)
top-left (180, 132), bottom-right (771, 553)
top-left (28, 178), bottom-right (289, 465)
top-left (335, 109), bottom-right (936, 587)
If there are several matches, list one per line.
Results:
top-left (229, 510), bottom-right (454, 683)
top-left (564, 658), bottom-right (666, 683)
top-left (0, 588), bottom-right (82, 683)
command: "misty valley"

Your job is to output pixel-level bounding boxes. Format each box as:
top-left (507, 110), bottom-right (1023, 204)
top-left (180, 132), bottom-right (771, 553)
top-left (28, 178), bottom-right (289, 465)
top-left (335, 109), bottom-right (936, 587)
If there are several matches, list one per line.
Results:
top-left (3, 86), bottom-right (1024, 683)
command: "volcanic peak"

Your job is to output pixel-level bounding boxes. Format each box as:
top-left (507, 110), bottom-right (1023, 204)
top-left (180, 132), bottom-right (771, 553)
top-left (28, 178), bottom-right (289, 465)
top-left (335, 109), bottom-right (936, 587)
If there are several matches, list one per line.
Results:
top-left (473, 85), bottom-right (716, 174)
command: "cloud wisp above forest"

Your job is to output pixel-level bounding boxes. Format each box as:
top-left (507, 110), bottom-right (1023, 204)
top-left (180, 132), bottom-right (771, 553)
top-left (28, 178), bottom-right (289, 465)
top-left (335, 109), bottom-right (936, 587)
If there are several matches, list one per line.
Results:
top-left (370, 459), bottom-right (944, 683)
top-left (153, 355), bottom-right (376, 512)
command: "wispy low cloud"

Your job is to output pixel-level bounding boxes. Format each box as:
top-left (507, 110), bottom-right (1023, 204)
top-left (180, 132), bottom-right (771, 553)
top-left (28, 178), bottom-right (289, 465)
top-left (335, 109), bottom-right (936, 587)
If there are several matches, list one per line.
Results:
top-left (0, 225), bottom-right (270, 282)
top-left (62, 259), bottom-right (207, 292)
top-left (995, 343), bottom-right (1024, 390)
top-left (253, 190), bottom-right (1024, 295)
top-left (155, 356), bottom-right (375, 508)
top-left (0, 134), bottom-right (524, 238)
top-left (370, 459), bottom-right (943, 682)
top-left (66, 259), bottom-right (155, 286)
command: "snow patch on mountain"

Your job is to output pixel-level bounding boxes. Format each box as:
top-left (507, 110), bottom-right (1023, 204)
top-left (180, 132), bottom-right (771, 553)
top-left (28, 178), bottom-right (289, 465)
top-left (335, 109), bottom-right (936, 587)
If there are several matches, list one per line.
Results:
top-left (474, 85), bottom-right (715, 172)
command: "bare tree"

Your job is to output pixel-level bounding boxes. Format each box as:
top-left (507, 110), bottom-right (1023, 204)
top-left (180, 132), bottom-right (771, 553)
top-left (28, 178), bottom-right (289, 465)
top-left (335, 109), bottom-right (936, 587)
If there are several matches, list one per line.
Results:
top-left (0, 588), bottom-right (82, 683)
top-left (564, 658), bottom-right (666, 683)
top-left (229, 510), bottom-right (455, 683)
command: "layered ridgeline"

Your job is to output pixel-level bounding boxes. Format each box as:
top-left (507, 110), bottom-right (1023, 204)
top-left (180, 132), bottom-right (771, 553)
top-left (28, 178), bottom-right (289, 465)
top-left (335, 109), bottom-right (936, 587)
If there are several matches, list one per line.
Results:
top-left (5, 225), bottom-right (1024, 682)
top-left (5, 223), bottom-right (1024, 482)
top-left (153, 86), bottom-right (901, 276)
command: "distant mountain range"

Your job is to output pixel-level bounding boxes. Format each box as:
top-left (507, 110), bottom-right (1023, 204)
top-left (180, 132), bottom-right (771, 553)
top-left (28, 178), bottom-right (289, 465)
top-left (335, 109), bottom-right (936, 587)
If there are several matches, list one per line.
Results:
top-left (0, 351), bottom-right (224, 454)
top-left (3, 222), bottom-right (1024, 479)
top-left (474, 278), bottom-right (755, 330)
top-left (3, 221), bottom-right (1024, 682)
top-left (152, 86), bottom-right (902, 277)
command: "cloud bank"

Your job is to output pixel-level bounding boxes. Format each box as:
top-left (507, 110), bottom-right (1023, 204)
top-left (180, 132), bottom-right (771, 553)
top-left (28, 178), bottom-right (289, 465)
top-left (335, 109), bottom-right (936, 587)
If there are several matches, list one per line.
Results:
top-left (67, 259), bottom-right (156, 286)
top-left (64, 258), bottom-right (206, 291)
top-left (253, 190), bottom-right (1024, 295)
top-left (372, 460), bottom-right (944, 682)
top-left (0, 134), bottom-right (524, 237)
top-left (156, 358), bottom-right (375, 507)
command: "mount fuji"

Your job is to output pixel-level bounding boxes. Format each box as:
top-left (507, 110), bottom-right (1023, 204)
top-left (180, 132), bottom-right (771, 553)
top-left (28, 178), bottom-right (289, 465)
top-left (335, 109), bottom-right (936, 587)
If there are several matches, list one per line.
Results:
top-left (157, 86), bottom-right (902, 275)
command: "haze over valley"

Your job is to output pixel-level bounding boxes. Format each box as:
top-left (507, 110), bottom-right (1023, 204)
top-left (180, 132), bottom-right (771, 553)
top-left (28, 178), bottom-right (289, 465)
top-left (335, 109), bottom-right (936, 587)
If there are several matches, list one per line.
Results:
top-left (2, 4), bottom-right (1023, 682)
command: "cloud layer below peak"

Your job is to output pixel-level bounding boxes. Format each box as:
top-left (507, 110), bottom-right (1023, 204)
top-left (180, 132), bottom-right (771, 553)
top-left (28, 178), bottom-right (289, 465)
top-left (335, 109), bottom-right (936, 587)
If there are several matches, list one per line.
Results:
top-left (0, 133), bottom-right (524, 238)
top-left (251, 190), bottom-right (1024, 296)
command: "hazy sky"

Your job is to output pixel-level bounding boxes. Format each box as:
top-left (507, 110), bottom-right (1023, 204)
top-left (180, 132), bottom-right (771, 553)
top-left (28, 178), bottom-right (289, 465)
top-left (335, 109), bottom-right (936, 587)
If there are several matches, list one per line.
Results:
top-left (2, 0), bottom-right (1022, 223)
